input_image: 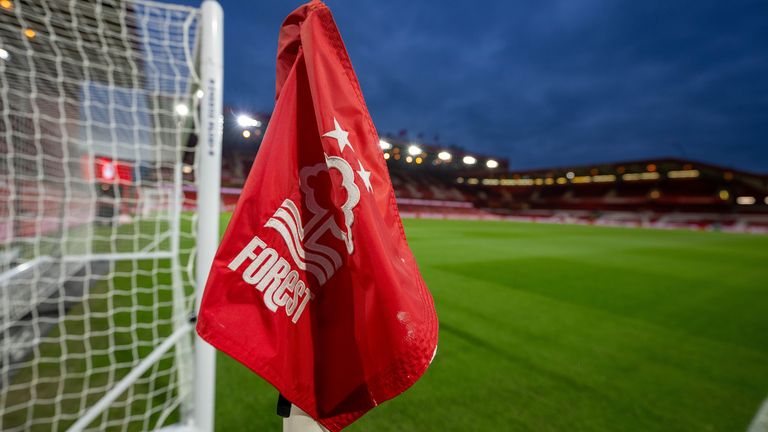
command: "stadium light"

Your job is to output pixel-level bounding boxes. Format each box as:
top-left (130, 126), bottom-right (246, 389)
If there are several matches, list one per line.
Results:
top-left (379, 139), bottom-right (392, 150)
top-left (437, 151), bottom-right (452, 161)
top-left (592, 174), bottom-right (616, 183)
top-left (405, 156), bottom-right (413, 163)
top-left (736, 196), bottom-right (756, 205)
top-left (407, 145), bottom-right (422, 156)
top-left (242, 130), bottom-right (251, 138)
top-left (174, 103), bottom-right (189, 117)
top-left (237, 114), bottom-right (261, 128)
top-left (0, 48), bottom-right (8, 60)
top-left (486, 159), bottom-right (499, 169)
top-left (463, 155), bottom-right (476, 165)
top-left (622, 172), bottom-right (660, 181)
top-left (667, 169), bottom-right (699, 179)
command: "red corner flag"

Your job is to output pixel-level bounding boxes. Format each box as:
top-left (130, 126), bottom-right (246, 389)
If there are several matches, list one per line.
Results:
top-left (195, 1), bottom-right (439, 430)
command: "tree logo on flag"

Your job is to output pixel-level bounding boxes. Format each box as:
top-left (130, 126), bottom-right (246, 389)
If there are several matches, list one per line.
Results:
top-left (265, 117), bottom-right (364, 287)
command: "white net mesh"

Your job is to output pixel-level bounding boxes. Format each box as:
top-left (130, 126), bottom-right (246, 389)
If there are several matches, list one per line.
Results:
top-left (0, 0), bottom-right (204, 430)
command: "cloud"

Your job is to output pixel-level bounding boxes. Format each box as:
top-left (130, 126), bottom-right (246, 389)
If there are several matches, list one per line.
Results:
top-left (217, 0), bottom-right (768, 172)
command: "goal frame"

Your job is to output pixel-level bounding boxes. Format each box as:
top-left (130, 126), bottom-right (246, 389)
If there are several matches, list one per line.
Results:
top-left (191, 1), bottom-right (223, 431)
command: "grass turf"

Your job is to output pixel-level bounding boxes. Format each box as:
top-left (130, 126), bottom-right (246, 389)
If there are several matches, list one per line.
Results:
top-left (4, 216), bottom-right (766, 431)
top-left (215, 217), bottom-right (768, 431)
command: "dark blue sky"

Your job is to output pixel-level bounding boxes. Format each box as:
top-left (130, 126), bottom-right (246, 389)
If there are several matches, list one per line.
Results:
top-left (175, 0), bottom-right (768, 172)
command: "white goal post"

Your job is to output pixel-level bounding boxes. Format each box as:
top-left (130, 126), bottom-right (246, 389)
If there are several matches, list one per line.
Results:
top-left (0, 0), bottom-right (222, 430)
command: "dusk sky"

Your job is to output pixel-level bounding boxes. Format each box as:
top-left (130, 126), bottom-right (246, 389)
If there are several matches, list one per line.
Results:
top-left (175, 0), bottom-right (767, 172)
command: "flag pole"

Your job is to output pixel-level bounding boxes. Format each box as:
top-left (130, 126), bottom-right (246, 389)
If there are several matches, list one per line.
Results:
top-left (278, 394), bottom-right (326, 431)
top-left (283, 404), bottom-right (328, 432)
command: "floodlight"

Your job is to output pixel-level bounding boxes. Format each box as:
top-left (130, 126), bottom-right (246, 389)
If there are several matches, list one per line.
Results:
top-left (174, 103), bottom-right (189, 117)
top-left (407, 145), bottom-right (422, 156)
top-left (237, 114), bottom-right (261, 128)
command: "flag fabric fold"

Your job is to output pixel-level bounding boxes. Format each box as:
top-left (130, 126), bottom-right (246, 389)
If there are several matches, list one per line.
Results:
top-left (196, 1), bottom-right (439, 430)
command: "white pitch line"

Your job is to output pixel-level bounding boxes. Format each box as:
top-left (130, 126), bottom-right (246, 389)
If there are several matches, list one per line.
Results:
top-left (747, 396), bottom-right (768, 432)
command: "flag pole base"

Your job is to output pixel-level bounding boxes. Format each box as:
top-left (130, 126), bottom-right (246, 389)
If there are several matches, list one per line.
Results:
top-left (283, 404), bottom-right (328, 432)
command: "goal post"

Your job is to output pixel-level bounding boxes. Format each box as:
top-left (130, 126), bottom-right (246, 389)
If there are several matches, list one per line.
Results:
top-left (0, 0), bottom-right (222, 430)
top-left (193, 1), bottom-right (222, 432)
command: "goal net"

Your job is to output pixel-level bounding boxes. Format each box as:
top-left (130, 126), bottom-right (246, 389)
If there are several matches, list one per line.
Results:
top-left (0, 0), bottom-right (219, 430)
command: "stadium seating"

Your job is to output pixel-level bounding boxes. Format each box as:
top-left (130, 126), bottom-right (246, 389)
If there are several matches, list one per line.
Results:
top-left (213, 118), bottom-right (768, 232)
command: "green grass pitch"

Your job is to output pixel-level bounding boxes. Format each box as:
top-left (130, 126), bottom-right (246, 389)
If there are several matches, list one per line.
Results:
top-left (215, 217), bottom-right (768, 431)
top-left (3, 216), bottom-right (766, 431)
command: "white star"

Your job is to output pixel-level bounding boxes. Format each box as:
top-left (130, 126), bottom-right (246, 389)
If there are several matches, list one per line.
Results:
top-left (356, 160), bottom-right (373, 192)
top-left (322, 117), bottom-right (353, 153)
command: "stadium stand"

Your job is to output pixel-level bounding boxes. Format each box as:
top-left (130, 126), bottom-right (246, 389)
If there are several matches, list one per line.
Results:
top-left (463, 159), bottom-right (768, 232)
top-left (209, 109), bottom-right (768, 233)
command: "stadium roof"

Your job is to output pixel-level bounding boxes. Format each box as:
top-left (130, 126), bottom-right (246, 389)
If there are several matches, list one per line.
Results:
top-left (501, 157), bottom-right (768, 180)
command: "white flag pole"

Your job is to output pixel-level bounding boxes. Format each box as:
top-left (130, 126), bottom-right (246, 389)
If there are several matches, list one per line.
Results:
top-left (283, 404), bottom-right (329, 432)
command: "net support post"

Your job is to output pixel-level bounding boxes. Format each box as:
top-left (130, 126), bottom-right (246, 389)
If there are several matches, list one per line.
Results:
top-left (194, 1), bottom-right (223, 432)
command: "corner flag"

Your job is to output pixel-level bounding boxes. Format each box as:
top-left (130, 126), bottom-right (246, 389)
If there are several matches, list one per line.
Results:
top-left (196, 1), bottom-right (439, 430)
